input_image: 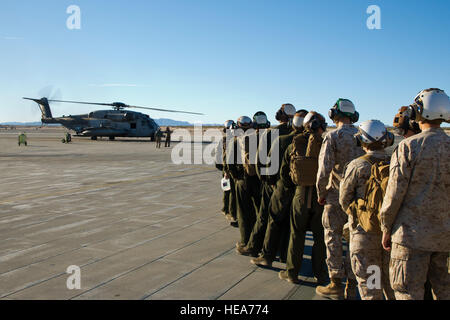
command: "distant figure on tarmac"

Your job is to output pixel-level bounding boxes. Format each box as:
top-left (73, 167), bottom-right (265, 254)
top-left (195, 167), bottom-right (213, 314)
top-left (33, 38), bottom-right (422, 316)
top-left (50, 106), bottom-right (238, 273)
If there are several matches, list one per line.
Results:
top-left (62, 132), bottom-right (72, 143)
top-left (18, 132), bottom-right (27, 146)
top-left (155, 128), bottom-right (163, 148)
top-left (165, 126), bottom-right (173, 147)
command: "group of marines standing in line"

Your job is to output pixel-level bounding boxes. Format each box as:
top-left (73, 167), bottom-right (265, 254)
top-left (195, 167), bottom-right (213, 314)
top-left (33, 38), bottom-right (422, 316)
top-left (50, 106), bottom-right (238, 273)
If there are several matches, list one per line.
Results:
top-left (215, 88), bottom-right (450, 300)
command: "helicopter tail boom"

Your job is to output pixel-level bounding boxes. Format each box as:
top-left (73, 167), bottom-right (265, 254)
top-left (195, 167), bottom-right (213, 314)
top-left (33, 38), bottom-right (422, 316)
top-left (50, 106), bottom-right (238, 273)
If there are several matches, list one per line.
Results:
top-left (24, 97), bottom-right (54, 121)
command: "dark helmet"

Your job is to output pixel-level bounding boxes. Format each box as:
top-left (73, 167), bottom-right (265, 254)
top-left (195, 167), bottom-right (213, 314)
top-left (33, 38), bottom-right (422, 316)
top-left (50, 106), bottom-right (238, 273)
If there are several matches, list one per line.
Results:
top-left (224, 120), bottom-right (236, 129)
top-left (236, 116), bottom-right (253, 130)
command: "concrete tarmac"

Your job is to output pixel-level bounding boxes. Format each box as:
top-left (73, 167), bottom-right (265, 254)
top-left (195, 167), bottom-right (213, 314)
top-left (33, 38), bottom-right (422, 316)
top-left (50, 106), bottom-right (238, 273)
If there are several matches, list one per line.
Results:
top-left (0, 129), bottom-right (323, 300)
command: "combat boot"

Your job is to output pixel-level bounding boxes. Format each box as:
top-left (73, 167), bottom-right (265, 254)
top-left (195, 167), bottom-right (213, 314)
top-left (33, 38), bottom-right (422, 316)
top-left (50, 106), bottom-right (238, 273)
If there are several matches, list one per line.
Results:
top-left (315, 278), bottom-right (344, 300)
top-left (235, 246), bottom-right (258, 257)
top-left (278, 271), bottom-right (300, 284)
top-left (250, 255), bottom-right (272, 267)
top-left (344, 278), bottom-right (358, 300)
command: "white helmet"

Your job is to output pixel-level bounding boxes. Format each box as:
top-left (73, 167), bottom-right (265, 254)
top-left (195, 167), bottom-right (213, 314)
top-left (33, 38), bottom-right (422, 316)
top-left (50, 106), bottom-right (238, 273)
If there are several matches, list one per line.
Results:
top-left (414, 88), bottom-right (450, 122)
top-left (303, 111), bottom-right (327, 132)
top-left (292, 109), bottom-right (309, 129)
top-left (357, 120), bottom-right (394, 148)
top-left (283, 104), bottom-right (296, 117)
top-left (293, 115), bottom-right (304, 128)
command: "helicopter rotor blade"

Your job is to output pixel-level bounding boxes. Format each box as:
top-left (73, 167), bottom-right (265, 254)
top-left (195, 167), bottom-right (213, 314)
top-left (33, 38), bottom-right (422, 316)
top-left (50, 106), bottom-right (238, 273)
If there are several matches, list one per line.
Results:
top-left (47, 99), bottom-right (114, 107)
top-left (128, 105), bottom-right (204, 115)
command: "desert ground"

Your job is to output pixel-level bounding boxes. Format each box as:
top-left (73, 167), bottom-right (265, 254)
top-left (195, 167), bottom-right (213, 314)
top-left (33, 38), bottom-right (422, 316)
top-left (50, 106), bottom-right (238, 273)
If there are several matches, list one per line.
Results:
top-left (0, 127), bottom-right (321, 300)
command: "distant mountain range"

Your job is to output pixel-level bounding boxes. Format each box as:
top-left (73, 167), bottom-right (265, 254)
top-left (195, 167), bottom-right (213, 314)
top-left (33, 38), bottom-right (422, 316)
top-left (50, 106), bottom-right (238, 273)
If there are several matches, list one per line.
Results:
top-left (0, 119), bottom-right (220, 127)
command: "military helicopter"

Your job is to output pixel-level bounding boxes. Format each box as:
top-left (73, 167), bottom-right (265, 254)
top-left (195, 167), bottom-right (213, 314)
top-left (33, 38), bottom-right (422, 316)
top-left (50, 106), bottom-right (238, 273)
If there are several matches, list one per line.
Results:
top-left (24, 97), bottom-right (203, 140)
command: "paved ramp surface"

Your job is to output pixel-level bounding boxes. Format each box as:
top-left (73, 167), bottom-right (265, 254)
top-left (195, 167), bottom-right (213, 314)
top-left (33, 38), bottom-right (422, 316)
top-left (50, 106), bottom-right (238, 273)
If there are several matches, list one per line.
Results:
top-left (0, 129), bottom-right (325, 300)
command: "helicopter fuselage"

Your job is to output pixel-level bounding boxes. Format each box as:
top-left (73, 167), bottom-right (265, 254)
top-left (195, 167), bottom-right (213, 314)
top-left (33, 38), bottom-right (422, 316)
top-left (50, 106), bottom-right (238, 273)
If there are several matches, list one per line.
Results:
top-left (43, 109), bottom-right (160, 139)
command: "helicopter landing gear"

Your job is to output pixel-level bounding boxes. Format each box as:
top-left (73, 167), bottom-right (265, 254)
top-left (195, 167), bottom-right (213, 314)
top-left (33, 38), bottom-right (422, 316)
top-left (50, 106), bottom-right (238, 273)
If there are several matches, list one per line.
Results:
top-left (91, 136), bottom-right (97, 140)
top-left (109, 136), bottom-right (115, 141)
top-left (150, 134), bottom-right (155, 142)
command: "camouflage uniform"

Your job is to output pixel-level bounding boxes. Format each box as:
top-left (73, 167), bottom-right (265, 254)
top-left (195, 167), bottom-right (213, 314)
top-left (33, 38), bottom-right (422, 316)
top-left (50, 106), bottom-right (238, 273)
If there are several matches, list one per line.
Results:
top-left (285, 138), bottom-right (327, 281)
top-left (245, 123), bottom-right (293, 254)
top-left (226, 130), bottom-right (261, 246)
top-left (316, 124), bottom-right (363, 281)
top-left (380, 128), bottom-right (450, 300)
top-left (339, 150), bottom-right (395, 300)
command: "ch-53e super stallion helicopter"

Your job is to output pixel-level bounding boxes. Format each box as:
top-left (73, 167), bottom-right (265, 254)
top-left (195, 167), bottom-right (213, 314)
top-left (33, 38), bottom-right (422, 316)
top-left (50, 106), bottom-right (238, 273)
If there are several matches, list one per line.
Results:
top-left (24, 97), bottom-right (203, 140)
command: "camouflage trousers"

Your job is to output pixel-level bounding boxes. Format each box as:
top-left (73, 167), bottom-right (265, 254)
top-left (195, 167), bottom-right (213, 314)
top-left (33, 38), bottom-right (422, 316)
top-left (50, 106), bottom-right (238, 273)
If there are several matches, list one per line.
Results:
top-left (286, 186), bottom-right (327, 280)
top-left (349, 225), bottom-right (395, 300)
top-left (390, 243), bottom-right (450, 300)
top-left (322, 201), bottom-right (355, 280)
top-left (235, 176), bottom-right (261, 246)
top-left (246, 182), bottom-right (274, 254)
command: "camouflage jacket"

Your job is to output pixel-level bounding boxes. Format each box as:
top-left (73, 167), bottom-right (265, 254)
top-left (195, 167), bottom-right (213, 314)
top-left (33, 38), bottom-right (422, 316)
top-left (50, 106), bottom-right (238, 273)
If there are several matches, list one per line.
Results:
top-left (380, 128), bottom-right (450, 251)
top-left (316, 124), bottom-right (363, 202)
top-left (339, 150), bottom-right (390, 225)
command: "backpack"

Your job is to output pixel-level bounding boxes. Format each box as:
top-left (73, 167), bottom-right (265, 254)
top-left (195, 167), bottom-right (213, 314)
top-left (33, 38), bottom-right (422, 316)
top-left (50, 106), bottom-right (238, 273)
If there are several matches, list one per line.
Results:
top-left (239, 133), bottom-right (258, 177)
top-left (354, 155), bottom-right (390, 234)
top-left (289, 132), bottom-right (323, 186)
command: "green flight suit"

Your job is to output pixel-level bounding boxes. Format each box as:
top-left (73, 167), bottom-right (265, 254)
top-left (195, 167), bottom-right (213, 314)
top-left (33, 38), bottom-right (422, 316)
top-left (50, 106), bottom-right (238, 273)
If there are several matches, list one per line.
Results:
top-left (226, 131), bottom-right (261, 246)
top-left (259, 129), bottom-right (301, 262)
top-left (284, 134), bottom-right (327, 281)
top-left (245, 124), bottom-right (294, 254)
top-left (217, 135), bottom-right (237, 219)
top-left (286, 185), bottom-right (327, 281)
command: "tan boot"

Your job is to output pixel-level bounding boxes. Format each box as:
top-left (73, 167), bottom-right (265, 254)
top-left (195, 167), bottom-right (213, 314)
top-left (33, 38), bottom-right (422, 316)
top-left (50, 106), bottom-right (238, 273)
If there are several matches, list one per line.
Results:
top-left (235, 246), bottom-right (258, 257)
top-left (278, 271), bottom-right (300, 284)
top-left (250, 255), bottom-right (272, 267)
top-left (315, 278), bottom-right (344, 300)
top-left (345, 278), bottom-right (358, 300)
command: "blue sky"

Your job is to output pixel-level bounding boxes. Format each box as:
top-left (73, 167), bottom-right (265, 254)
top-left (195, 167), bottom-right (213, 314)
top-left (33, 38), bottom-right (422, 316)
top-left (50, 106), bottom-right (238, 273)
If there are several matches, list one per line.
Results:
top-left (1, 0), bottom-right (449, 125)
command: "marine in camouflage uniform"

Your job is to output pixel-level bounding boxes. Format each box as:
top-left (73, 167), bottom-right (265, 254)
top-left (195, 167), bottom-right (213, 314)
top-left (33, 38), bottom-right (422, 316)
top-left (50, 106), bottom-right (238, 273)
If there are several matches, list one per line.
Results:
top-left (340, 149), bottom-right (395, 300)
top-left (380, 127), bottom-right (450, 300)
top-left (316, 122), bottom-right (363, 298)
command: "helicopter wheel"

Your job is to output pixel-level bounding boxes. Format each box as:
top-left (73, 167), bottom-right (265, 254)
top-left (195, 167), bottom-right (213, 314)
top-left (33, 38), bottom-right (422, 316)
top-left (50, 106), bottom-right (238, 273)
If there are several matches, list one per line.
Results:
top-left (109, 136), bottom-right (115, 141)
top-left (91, 136), bottom-right (97, 141)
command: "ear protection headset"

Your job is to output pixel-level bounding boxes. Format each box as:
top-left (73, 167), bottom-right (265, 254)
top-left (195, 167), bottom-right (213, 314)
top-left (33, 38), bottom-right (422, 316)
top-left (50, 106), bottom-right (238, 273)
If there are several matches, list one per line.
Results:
top-left (275, 104), bottom-right (295, 121)
top-left (329, 99), bottom-right (359, 123)
top-left (304, 112), bottom-right (327, 133)
top-left (393, 106), bottom-right (421, 136)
